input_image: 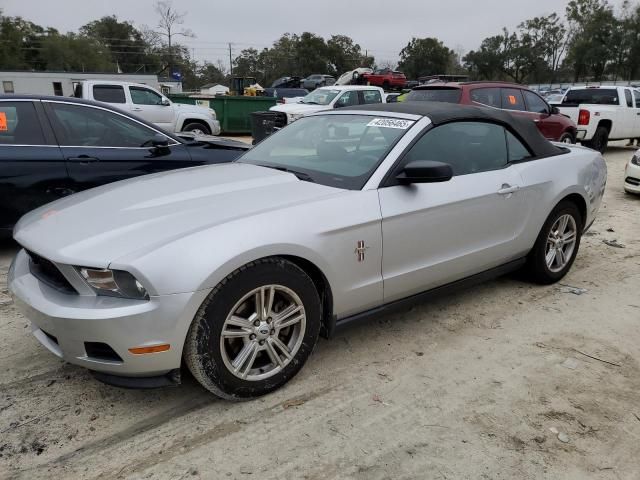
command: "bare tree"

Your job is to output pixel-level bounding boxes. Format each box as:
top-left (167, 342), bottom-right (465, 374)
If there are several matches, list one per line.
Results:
top-left (154, 1), bottom-right (194, 77)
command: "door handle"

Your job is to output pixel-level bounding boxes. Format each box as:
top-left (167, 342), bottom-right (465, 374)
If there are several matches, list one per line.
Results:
top-left (132, 107), bottom-right (143, 112)
top-left (67, 155), bottom-right (99, 164)
top-left (497, 184), bottom-right (520, 195)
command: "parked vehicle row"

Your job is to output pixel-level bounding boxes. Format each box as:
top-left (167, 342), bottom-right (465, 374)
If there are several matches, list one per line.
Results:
top-left (8, 102), bottom-right (606, 399)
top-left (403, 81), bottom-right (577, 143)
top-left (270, 85), bottom-right (385, 124)
top-left (556, 85), bottom-right (640, 152)
top-left (0, 96), bottom-right (249, 234)
top-left (74, 80), bottom-right (221, 136)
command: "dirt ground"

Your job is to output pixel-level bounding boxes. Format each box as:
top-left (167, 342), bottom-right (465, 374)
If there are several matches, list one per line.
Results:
top-left (1, 144), bottom-right (639, 480)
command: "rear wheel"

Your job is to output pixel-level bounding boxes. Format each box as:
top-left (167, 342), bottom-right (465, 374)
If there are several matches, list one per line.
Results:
top-left (526, 201), bottom-right (583, 284)
top-left (584, 126), bottom-right (608, 153)
top-left (184, 258), bottom-right (321, 400)
top-left (559, 132), bottom-right (575, 144)
top-left (182, 122), bottom-right (211, 135)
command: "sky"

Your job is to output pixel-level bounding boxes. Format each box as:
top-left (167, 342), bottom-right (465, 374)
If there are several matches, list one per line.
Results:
top-left (1, 0), bottom-right (629, 69)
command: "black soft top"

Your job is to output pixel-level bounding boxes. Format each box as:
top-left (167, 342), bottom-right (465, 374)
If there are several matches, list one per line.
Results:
top-left (348, 101), bottom-right (563, 158)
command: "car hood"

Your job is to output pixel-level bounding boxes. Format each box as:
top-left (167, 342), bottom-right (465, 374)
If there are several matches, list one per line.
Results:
top-left (14, 163), bottom-right (344, 268)
top-left (270, 103), bottom-right (329, 115)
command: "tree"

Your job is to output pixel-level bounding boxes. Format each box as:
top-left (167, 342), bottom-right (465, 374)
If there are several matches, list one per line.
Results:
top-left (326, 35), bottom-right (368, 75)
top-left (80, 16), bottom-right (149, 72)
top-left (153, 1), bottom-right (194, 78)
top-left (398, 37), bottom-right (455, 79)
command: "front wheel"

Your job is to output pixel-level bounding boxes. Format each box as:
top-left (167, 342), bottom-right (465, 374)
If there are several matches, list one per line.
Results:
top-left (182, 122), bottom-right (211, 135)
top-left (526, 201), bottom-right (583, 284)
top-left (184, 258), bottom-right (321, 400)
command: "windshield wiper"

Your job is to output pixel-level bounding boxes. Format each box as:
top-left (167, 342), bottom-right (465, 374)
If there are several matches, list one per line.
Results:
top-left (270, 166), bottom-right (316, 183)
top-left (250, 163), bottom-right (315, 183)
top-left (302, 101), bottom-right (319, 105)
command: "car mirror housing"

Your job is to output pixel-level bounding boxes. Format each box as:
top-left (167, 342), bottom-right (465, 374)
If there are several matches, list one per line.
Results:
top-left (396, 161), bottom-right (453, 184)
top-left (551, 106), bottom-right (560, 115)
top-left (151, 134), bottom-right (170, 148)
top-left (161, 98), bottom-right (171, 106)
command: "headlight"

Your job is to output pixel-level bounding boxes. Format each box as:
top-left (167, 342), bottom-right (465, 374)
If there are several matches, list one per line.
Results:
top-left (632, 154), bottom-right (639, 166)
top-left (77, 267), bottom-right (149, 300)
top-left (208, 108), bottom-right (217, 119)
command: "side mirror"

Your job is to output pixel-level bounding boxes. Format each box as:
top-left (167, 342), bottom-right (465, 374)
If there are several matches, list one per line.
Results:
top-left (334, 101), bottom-right (347, 109)
top-left (551, 106), bottom-right (560, 115)
top-left (161, 98), bottom-right (171, 106)
top-left (396, 161), bottom-right (453, 184)
top-left (151, 134), bottom-right (170, 148)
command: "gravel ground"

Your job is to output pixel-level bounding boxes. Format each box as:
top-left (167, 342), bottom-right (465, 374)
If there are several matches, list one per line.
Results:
top-left (0, 144), bottom-right (639, 480)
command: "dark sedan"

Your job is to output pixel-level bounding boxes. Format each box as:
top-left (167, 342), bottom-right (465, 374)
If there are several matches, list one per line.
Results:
top-left (0, 95), bottom-right (250, 234)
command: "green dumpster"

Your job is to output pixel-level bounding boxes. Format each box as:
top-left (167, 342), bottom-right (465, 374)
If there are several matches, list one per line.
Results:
top-left (167, 95), bottom-right (277, 134)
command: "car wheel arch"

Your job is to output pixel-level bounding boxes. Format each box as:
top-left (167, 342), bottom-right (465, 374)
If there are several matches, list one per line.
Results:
top-left (193, 248), bottom-right (336, 331)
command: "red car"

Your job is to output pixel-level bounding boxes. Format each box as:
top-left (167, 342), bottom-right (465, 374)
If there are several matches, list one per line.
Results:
top-left (361, 68), bottom-right (407, 91)
top-left (405, 81), bottom-right (577, 143)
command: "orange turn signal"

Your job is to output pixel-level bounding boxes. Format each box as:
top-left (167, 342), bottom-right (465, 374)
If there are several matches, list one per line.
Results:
top-left (128, 344), bottom-right (170, 355)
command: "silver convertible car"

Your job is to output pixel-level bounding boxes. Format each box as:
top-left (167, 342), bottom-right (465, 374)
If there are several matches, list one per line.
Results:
top-left (9, 103), bottom-right (607, 399)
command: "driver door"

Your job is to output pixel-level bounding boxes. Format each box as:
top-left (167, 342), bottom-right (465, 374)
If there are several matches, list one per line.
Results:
top-left (128, 86), bottom-right (175, 131)
top-left (43, 101), bottom-right (193, 193)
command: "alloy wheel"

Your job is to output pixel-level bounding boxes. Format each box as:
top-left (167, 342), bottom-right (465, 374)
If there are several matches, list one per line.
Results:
top-left (545, 214), bottom-right (577, 272)
top-left (219, 285), bottom-right (306, 381)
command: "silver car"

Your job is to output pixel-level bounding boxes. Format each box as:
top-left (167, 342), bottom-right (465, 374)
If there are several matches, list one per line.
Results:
top-left (9, 103), bottom-right (607, 400)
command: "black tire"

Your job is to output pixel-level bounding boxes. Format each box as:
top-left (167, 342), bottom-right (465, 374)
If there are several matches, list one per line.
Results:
top-left (184, 258), bottom-right (321, 400)
top-left (559, 132), bottom-right (575, 144)
top-left (182, 122), bottom-right (211, 135)
top-left (526, 201), bottom-right (583, 284)
top-left (584, 126), bottom-right (608, 153)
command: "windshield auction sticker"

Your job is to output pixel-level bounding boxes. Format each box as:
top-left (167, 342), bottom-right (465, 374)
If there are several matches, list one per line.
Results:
top-left (0, 112), bottom-right (7, 132)
top-left (367, 118), bottom-right (414, 129)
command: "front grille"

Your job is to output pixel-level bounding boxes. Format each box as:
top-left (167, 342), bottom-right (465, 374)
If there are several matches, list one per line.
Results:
top-left (625, 176), bottom-right (640, 186)
top-left (26, 250), bottom-right (76, 294)
top-left (84, 342), bottom-right (123, 362)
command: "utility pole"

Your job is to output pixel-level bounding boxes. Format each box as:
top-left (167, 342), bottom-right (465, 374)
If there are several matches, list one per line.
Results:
top-left (229, 43), bottom-right (233, 76)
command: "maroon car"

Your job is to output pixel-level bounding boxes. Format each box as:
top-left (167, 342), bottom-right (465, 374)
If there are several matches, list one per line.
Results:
top-left (405, 82), bottom-right (577, 143)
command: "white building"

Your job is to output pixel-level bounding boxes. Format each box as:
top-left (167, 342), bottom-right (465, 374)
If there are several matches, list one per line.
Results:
top-left (199, 83), bottom-right (229, 96)
top-left (0, 71), bottom-right (183, 97)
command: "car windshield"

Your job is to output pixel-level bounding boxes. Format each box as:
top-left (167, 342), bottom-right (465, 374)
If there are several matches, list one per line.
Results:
top-left (405, 88), bottom-right (462, 103)
top-left (300, 89), bottom-right (340, 105)
top-left (238, 114), bottom-right (414, 189)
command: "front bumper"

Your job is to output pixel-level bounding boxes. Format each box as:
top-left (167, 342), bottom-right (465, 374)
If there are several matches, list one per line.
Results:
top-left (624, 161), bottom-right (640, 194)
top-left (210, 119), bottom-right (221, 136)
top-left (8, 249), bottom-right (210, 378)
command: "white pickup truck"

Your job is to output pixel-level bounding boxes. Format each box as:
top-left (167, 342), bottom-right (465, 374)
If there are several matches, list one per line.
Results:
top-left (74, 80), bottom-right (221, 135)
top-left (557, 85), bottom-right (640, 152)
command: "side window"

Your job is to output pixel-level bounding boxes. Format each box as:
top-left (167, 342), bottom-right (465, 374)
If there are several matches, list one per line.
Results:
top-left (470, 88), bottom-right (501, 108)
top-left (625, 89), bottom-right (633, 108)
top-left (0, 102), bottom-right (46, 145)
top-left (48, 103), bottom-right (160, 148)
top-left (52, 82), bottom-right (63, 96)
top-left (362, 90), bottom-right (382, 104)
top-left (635, 90), bottom-right (640, 108)
top-left (523, 90), bottom-right (549, 114)
top-left (335, 91), bottom-right (359, 107)
top-left (506, 130), bottom-right (531, 161)
top-left (92, 85), bottom-right (126, 104)
top-left (130, 87), bottom-right (164, 105)
top-left (501, 88), bottom-right (526, 111)
top-left (403, 121), bottom-right (508, 176)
